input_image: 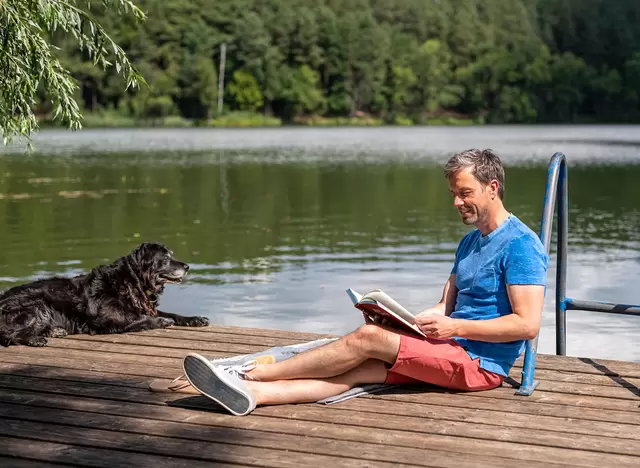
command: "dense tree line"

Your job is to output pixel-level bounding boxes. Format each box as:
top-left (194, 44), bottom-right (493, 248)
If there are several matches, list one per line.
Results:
top-left (48, 0), bottom-right (640, 124)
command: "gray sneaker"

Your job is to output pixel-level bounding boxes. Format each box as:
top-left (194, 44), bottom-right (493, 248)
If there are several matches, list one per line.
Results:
top-left (183, 353), bottom-right (257, 416)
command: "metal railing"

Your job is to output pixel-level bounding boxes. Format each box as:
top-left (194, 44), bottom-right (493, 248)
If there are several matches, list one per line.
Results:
top-left (517, 152), bottom-right (640, 396)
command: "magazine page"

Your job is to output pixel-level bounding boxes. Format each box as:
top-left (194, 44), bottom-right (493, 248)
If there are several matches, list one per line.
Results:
top-left (346, 288), bottom-right (426, 338)
top-left (359, 290), bottom-right (416, 324)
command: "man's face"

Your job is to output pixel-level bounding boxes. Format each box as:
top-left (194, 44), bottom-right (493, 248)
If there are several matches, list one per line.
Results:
top-left (448, 167), bottom-right (493, 226)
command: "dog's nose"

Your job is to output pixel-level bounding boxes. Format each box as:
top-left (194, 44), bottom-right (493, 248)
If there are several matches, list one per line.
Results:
top-left (183, 264), bottom-right (190, 272)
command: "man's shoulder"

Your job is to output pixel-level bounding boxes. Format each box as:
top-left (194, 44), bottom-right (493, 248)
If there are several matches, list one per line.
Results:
top-left (505, 217), bottom-right (547, 255)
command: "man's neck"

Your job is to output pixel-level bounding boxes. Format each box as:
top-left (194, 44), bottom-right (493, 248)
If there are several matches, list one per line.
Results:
top-left (476, 206), bottom-right (511, 236)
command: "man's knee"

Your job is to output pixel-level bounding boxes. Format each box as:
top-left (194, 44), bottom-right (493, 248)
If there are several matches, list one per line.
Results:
top-left (346, 324), bottom-right (400, 362)
top-left (343, 324), bottom-right (376, 355)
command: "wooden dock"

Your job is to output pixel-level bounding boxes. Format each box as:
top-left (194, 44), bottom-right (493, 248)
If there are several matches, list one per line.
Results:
top-left (0, 324), bottom-right (639, 467)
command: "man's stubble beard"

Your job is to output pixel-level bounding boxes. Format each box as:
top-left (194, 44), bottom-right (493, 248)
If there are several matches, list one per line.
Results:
top-left (461, 205), bottom-right (489, 226)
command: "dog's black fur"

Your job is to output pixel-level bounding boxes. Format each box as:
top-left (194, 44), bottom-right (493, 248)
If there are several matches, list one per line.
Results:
top-left (0, 242), bottom-right (209, 347)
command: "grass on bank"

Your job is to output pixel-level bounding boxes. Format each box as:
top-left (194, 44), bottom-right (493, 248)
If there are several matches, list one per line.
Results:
top-left (39, 110), bottom-right (484, 129)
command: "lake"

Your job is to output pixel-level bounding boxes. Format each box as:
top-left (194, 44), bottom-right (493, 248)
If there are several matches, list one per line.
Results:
top-left (1, 125), bottom-right (639, 362)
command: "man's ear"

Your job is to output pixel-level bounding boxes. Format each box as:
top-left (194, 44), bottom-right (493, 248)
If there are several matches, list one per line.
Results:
top-left (489, 179), bottom-right (499, 199)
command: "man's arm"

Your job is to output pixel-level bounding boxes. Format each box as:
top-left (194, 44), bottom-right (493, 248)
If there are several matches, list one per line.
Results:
top-left (418, 274), bottom-right (458, 317)
top-left (417, 284), bottom-right (544, 341)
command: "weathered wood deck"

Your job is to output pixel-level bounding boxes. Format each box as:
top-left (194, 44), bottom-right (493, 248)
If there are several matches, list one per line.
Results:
top-left (0, 325), bottom-right (639, 467)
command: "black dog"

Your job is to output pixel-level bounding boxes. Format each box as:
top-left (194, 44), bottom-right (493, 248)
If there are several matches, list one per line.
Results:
top-left (0, 242), bottom-right (209, 347)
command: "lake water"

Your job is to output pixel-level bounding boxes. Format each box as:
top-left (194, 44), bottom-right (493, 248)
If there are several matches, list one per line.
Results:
top-left (1, 125), bottom-right (639, 362)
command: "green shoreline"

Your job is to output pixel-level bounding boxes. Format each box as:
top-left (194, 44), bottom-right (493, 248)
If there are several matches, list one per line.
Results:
top-left (38, 111), bottom-right (485, 129)
top-left (38, 111), bottom-right (639, 130)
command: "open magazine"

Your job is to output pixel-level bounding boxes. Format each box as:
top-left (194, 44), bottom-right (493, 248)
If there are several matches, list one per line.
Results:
top-left (346, 288), bottom-right (426, 338)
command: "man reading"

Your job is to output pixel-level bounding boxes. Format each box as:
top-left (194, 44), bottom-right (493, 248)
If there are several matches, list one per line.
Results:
top-left (182, 148), bottom-right (549, 416)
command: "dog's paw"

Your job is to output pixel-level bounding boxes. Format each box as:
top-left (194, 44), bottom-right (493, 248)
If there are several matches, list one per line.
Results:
top-left (27, 336), bottom-right (48, 347)
top-left (184, 316), bottom-right (209, 327)
top-left (156, 317), bottom-right (175, 328)
top-left (50, 327), bottom-right (68, 338)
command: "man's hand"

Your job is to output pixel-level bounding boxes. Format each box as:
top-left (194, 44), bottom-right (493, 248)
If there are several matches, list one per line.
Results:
top-left (417, 307), bottom-right (445, 317)
top-left (415, 314), bottom-right (459, 339)
top-left (363, 312), bottom-right (392, 328)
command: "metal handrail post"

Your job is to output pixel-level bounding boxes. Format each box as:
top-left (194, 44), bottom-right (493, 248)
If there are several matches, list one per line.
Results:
top-left (556, 156), bottom-right (569, 356)
top-left (518, 152), bottom-right (567, 395)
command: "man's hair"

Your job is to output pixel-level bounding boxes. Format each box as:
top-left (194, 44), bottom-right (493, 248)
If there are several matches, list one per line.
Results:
top-left (444, 149), bottom-right (505, 200)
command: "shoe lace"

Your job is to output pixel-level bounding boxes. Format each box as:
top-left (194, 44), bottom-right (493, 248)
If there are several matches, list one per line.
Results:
top-left (219, 360), bottom-right (258, 380)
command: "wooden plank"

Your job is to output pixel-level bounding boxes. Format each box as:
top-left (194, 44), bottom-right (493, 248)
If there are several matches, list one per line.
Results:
top-left (3, 387), bottom-right (635, 445)
top-left (3, 376), bottom-right (640, 458)
top-left (1, 367), bottom-right (638, 426)
top-left (471, 382), bottom-right (640, 405)
top-left (1, 401), bottom-right (637, 467)
top-left (0, 404), bottom-right (443, 468)
top-left (48, 338), bottom-right (233, 359)
top-left (9, 343), bottom-right (640, 391)
top-left (5, 345), bottom-right (638, 402)
top-left (61, 328), bottom-right (640, 380)
top-left (62, 333), bottom-right (265, 354)
top-left (171, 324), bottom-right (335, 341)
top-left (1, 365), bottom-right (636, 427)
top-left (40, 339), bottom-right (640, 389)
top-left (0, 436), bottom-right (236, 468)
top-left (160, 324), bottom-right (640, 378)
top-left (2, 326), bottom-right (639, 405)
top-left (395, 389), bottom-right (639, 425)
top-left (517, 368), bottom-right (640, 388)
top-left (0, 403), bottom-right (570, 468)
top-left (0, 365), bottom-right (637, 422)
top-left (127, 328), bottom-right (302, 346)
top-left (0, 353), bottom-right (179, 380)
top-left (308, 399), bottom-right (640, 441)
top-left (371, 387), bottom-right (640, 413)
top-left (182, 324), bottom-right (640, 378)
top-left (0, 363), bottom-right (154, 388)
top-left (0, 417), bottom-right (507, 468)
top-left (6, 341), bottom-right (640, 401)
top-left (52, 321), bottom-right (640, 372)
top-left (526, 352), bottom-right (640, 369)
top-left (0, 374), bottom-right (174, 404)
top-left (515, 355), bottom-right (640, 379)
top-left (2, 323), bottom-right (638, 467)
top-left (0, 456), bottom-right (74, 467)
top-left (2, 346), bottom-right (183, 367)
top-left (2, 387), bottom-right (639, 459)
top-left (502, 378), bottom-right (640, 400)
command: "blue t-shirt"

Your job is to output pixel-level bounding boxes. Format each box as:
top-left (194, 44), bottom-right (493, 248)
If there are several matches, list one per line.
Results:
top-left (450, 215), bottom-right (549, 377)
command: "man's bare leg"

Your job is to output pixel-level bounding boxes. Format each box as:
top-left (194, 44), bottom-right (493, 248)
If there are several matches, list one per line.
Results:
top-left (247, 324), bottom-right (402, 382)
top-left (247, 359), bottom-right (388, 405)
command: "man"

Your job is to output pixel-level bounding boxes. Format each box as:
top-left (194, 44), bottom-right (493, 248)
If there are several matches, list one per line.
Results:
top-left (182, 148), bottom-right (549, 416)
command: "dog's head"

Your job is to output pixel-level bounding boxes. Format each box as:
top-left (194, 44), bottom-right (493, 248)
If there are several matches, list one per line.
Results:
top-left (127, 242), bottom-right (190, 290)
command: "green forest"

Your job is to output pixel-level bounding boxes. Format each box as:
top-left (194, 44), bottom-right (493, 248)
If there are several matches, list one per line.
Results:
top-left (48, 0), bottom-right (640, 126)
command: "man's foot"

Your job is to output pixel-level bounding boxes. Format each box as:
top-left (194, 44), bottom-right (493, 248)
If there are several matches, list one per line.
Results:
top-left (183, 353), bottom-right (257, 416)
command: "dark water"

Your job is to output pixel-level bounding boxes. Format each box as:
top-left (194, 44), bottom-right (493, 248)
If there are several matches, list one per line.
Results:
top-left (1, 126), bottom-right (639, 361)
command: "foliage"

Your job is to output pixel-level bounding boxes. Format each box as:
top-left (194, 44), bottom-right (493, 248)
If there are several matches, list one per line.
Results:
top-left (228, 70), bottom-right (263, 112)
top-left (0, 0), bottom-right (146, 144)
top-left (209, 111), bottom-right (281, 127)
top-left (4, 0), bottom-right (640, 137)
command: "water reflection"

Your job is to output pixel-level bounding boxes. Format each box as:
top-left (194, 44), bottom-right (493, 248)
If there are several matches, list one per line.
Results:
top-left (0, 126), bottom-right (639, 361)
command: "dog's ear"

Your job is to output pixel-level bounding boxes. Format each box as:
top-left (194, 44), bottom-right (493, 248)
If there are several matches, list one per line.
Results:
top-left (128, 243), bottom-right (154, 268)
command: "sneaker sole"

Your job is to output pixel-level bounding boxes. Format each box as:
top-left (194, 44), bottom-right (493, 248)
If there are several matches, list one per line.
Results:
top-left (183, 355), bottom-right (252, 416)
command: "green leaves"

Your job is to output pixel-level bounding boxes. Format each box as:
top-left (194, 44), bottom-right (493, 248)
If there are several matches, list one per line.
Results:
top-left (3, 0), bottom-right (640, 138)
top-left (0, 0), bottom-right (145, 145)
top-left (228, 70), bottom-right (263, 112)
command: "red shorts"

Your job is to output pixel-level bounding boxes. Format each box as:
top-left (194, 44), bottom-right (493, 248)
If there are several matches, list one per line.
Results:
top-left (385, 334), bottom-right (504, 391)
